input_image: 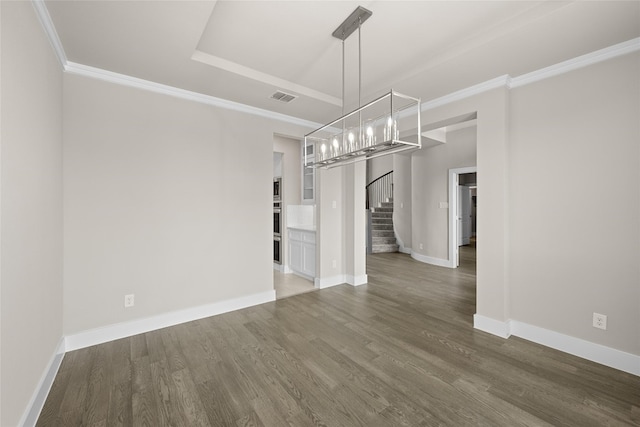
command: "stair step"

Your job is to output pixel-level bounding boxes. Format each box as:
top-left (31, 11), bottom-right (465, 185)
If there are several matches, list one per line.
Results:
top-left (372, 243), bottom-right (399, 253)
top-left (371, 206), bottom-right (393, 213)
top-left (371, 224), bottom-right (393, 231)
top-left (371, 211), bottom-right (392, 218)
top-left (371, 230), bottom-right (395, 237)
top-left (372, 218), bottom-right (393, 224)
top-left (372, 236), bottom-right (397, 245)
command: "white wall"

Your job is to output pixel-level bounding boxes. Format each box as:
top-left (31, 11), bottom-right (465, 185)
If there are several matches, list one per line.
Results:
top-left (1, 2), bottom-right (64, 425)
top-left (393, 154), bottom-right (412, 251)
top-left (396, 51), bottom-right (639, 361)
top-left (410, 126), bottom-right (477, 261)
top-left (366, 155), bottom-right (393, 185)
top-left (508, 52), bottom-right (640, 354)
top-left (62, 73), bottom-right (306, 335)
top-left (316, 167), bottom-right (344, 284)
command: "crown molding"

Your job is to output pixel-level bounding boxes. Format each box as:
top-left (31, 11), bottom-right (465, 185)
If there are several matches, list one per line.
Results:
top-left (31, 0), bottom-right (67, 67)
top-left (65, 62), bottom-right (322, 130)
top-left (32, 0), bottom-right (638, 130)
top-left (510, 37), bottom-right (640, 88)
top-left (421, 75), bottom-right (511, 112)
top-left (421, 37), bottom-right (640, 111)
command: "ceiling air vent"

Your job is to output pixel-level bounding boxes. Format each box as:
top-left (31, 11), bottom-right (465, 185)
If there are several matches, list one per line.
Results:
top-left (270, 90), bottom-right (297, 103)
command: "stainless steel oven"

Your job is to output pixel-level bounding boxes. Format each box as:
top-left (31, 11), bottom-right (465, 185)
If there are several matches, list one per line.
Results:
top-left (274, 235), bottom-right (282, 264)
top-left (274, 201), bottom-right (282, 264)
top-left (273, 178), bottom-right (282, 201)
top-left (273, 202), bottom-right (281, 236)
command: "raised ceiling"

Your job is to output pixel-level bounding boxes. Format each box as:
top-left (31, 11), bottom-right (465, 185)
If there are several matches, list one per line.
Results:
top-left (45, 1), bottom-right (640, 124)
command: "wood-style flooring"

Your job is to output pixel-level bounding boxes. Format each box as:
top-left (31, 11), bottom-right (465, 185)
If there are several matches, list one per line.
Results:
top-left (37, 246), bottom-right (639, 426)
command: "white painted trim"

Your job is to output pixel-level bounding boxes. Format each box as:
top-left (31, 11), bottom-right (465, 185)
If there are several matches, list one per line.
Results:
top-left (399, 246), bottom-right (411, 255)
top-left (19, 337), bottom-right (66, 427)
top-left (314, 275), bottom-right (346, 289)
top-left (65, 290), bottom-right (275, 351)
top-left (64, 62), bottom-right (322, 130)
top-left (421, 38), bottom-right (640, 110)
top-left (421, 75), bottom-right (511, 112)
top-left (290, 270), bottom-right (315, 282)
top-left (473, 314), bottom-right (512, 339)
top-left (346, 274), bottom-right (368, 287)
top-left (273, 262), bottom-right (283, 272)
top-left (31, 0), bottom-right (67, 67)
top-left (32, 0), bottom-right (639, 133)
top-left (449, 166), bottom-right (477, 269)
top-left (394, 225), bottom-right (411, 254)
top-left (474, 316), bottom-right (640, 377)
top-left (410, 251), bottom-right (452, 268)
top-left (510, 321), bottom-right (640, 377)
top-left (510, 37), bottom-right (640, 88)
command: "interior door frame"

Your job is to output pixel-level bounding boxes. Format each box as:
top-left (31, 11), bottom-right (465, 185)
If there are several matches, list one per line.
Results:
top-left (448, 166), bottom-right (477, 268)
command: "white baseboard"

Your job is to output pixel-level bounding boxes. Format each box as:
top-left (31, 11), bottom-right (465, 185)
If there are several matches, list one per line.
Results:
top-left (474, 315), bottom-right (640, 376)
top-left (346, 274), bottom-right (368, 286)
top-left (20, 337), bottom-right (66, 427)
top-left (411, 251), bottom-right (452, 268)
top-left (314, 275), bottom-right (346, 289)
top-left (65, 290), bottom-right (276, 351)
top-left (273, 263), bottom-right (292, 274)
top-left (394, 232), bottom-right (411, 254)
top-left (511, 321), bottom-right (640, 376)
top-left (473, 314), bottom-right (511, 338)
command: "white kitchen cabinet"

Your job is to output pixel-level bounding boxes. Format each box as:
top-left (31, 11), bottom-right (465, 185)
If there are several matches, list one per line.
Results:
top-left (288, 228), bottom-right (315, 280)
top-left (302, 141), bottom-right (315, 204)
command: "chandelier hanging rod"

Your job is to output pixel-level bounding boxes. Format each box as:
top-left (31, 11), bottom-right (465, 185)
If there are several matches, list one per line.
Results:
top-left (303, 5), bottom-right (421, 169)
top-left (332, 6), bottom-right (372, 41)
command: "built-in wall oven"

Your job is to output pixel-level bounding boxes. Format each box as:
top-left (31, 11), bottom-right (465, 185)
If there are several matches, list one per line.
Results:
top-left (273, 178), bottom-right (282, 201)
top-left (274, 200), bottom-right (282, 264)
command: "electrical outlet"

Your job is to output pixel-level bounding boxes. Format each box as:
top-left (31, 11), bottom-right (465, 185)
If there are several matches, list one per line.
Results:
top-left (124, 294), bottom-right (135, 308)
top-left (593, 312), bottom-right (607, 330)
top-left (419, 243), bottom-right (423, 250)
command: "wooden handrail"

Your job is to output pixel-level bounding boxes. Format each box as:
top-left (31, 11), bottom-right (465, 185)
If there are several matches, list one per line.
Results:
top-left (366, 170), bottom-right (393, 209)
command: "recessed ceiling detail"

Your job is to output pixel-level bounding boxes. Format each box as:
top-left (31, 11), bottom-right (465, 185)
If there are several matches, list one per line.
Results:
top-left (191, 50), bottom-right (342, 107)
top-left (42, 0), bottom-right (640, 125)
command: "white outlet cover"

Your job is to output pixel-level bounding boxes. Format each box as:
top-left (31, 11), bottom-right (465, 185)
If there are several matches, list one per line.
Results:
top-left (124, 294), bottom-right (135, 308)
top-left (593, 312), bottom-right (607, 330)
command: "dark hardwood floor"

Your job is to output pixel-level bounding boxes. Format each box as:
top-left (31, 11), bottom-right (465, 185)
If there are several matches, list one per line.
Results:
top-left (37, 245), bottom-right (639, 426)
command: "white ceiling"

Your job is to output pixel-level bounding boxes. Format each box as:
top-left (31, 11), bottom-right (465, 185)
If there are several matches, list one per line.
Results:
top-left (45, 1), bottom-right (640, 124)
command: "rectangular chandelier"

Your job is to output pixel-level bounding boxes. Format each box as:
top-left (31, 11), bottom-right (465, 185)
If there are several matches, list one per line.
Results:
top-left (304, 90), bottom-right (421, 168)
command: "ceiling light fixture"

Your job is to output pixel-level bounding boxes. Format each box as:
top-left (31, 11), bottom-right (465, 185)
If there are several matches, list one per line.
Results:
top-left (304, 6), bottom-right (421, 169)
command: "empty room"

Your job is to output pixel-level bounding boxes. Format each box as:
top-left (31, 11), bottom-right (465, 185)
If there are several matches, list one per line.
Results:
top-left (1, 1), bottom-right (639, 426)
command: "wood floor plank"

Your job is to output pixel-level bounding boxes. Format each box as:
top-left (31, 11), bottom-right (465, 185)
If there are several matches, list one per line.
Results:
top-left (37, 247), bottom-right (640, 426)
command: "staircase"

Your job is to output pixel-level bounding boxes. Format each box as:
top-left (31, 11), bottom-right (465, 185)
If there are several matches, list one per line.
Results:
top-left (370, 199), bottom-right (399, 253)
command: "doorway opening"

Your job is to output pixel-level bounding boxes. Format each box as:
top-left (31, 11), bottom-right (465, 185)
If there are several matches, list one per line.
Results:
top-left (449, 167), bottom-right (477, 268)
